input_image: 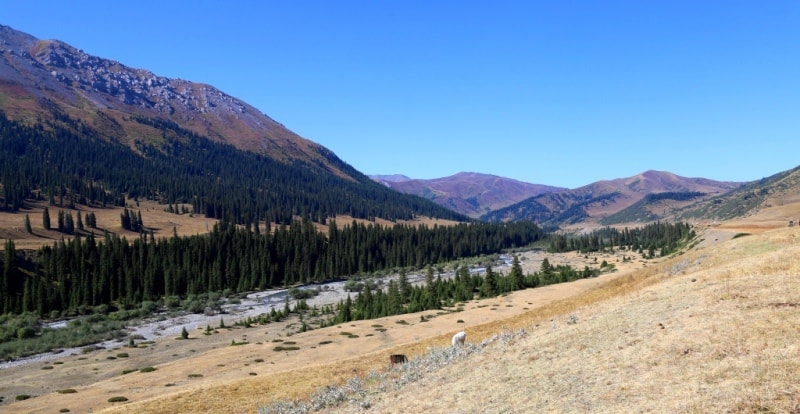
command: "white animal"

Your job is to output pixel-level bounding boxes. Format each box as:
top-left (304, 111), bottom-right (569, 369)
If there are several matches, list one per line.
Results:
top-left (451, 331), bottom-right (467, 347)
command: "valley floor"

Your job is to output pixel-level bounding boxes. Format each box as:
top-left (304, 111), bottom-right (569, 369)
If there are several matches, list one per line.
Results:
top-left (1, 247), bottom-right (644, 413)
top-left (7, 223), bottom-right (800, 413)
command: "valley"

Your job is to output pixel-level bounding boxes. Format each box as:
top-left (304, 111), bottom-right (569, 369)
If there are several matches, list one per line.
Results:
top-left (0, 244), bottom-right (650, 413)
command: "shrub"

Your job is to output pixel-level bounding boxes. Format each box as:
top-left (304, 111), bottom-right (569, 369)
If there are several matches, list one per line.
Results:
top-left (121, 369), bottom-right (138, 375)
top-left (57, 389), bottom-right (77, 394)
top-left (16, 394), bottom-right (32, 400)
top-left (116, 353), bottom-right (129, 358)
top-left (17, 326), bottom-right (36, 339)
top-left (273, 346), bottom-right (300, 352)
top-left (108, 396), bottom-right (128, 402)
top-left (188, 374), bottom-right (203, 378)
top-left (139, 366), bottom-right (157, 373)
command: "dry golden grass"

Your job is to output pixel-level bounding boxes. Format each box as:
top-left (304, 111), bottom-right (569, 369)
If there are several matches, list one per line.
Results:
top-left (331, 227), bottom-right (800, 413)
top-left (0, 200), bottom-right (456, 252)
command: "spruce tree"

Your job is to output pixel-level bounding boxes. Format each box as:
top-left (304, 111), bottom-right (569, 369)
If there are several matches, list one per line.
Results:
top-left (42, 207), bottom-right (51, 230)
top-left (511, 255), bottom-right (525, 290)
top-left (24, 214), bottom-right (32, 234)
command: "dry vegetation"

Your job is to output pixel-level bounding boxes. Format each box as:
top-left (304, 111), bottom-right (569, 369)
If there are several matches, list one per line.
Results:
top-left (2, 203), bottom-right (800, 413)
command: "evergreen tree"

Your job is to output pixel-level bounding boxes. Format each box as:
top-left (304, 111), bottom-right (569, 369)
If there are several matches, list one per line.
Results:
top-left (511, 255), bottom-right (525, 290)
top-left (398, 270), bottom-right (411, 304)
top-left (181, 326), bottom-right (189, 339)
top-left (24, 214), bottom-right (32, 234)
top-left (42, 207), bottom-right (51, 230)
top-left (480, 264), bottom-right (497, 298)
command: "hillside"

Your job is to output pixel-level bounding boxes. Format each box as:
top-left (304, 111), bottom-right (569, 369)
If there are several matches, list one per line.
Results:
top-left (0, 25), bottom-right (468, 226)
top-left (483, 170), bottom-right (743, 228)
top-left (373, 172), bottom-right (566, 218)
top-left (0, 25), bottom-right (337, 174)
top-left (676, 165), bottom-right (800, 224)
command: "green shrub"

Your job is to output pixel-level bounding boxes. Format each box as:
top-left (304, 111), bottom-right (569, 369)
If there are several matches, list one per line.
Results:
top-left (57, 389), bottom-right (77, 394)
top-left (108, 396), bottom-right (128, 402)
top-left (139, 366), bottom-right (157, 373)
top-left (188, 374), bottom-right (203, 378)
top-left (17, 327), bottom-right (36, 339)
top-left (16, 394), bottom-right (32, 401)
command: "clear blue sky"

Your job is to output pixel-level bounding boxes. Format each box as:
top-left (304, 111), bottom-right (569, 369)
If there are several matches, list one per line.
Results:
top-left (3, 1), bottom-right (799, 188)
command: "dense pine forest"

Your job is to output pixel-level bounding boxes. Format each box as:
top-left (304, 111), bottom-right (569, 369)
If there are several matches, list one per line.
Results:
top-left (547, 221), bottom-right (695, 256)
top-left (0, 220), bottom-right (545, 316)
top-left (0, 110), bottom-right (466, 224)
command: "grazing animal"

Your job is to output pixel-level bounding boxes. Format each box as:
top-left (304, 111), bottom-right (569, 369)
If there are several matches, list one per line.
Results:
top-left (390, 354), bottom-right (408, 365)
top-left (451, 331), bottom-right (467, 347)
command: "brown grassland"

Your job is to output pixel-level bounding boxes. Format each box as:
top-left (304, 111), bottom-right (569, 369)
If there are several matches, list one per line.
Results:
top-left (2, 201), bottom-right (800, 413)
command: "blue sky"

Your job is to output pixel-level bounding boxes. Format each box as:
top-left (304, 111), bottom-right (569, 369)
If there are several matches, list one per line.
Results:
top-left (3, 1), bottom-right (799, 188)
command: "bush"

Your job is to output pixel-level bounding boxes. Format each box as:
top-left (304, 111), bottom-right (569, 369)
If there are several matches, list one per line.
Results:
top-left (15, 326), bottom-right (35, 339)
top-left (57, 389), bottom-right (77, 394)
top-left (139, 366), bottom-right (157, 373)
top-left (16, 394), bottom-right (32, 400)
top-left (108, 396), bottom-right (128, 402)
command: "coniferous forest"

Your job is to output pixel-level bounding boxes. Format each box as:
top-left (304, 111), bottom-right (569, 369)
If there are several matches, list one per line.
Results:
top-left (0, 219), bottom-right (545, 316)
top-left (0, 110), bottom-right (466, 224)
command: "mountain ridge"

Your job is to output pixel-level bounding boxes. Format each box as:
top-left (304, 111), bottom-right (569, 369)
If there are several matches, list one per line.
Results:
top-left (372, 171), bottom-right (566, 218)
top-left (0, 24), bottom-right (351, 178)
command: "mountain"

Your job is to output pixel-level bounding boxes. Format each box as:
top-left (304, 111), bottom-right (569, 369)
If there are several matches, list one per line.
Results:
top-left (372, 172), bottom-right (566, 218)
top-left (371, 174), bottom-right (412, 183)
top-left (0, 24), bottom-right (348, 177)
top-left (0, 25), bottom-right (468, 224)
top-left (675, 164), bottom-right (800, 223)
top-left (483, 170), bottom-right (744, 228)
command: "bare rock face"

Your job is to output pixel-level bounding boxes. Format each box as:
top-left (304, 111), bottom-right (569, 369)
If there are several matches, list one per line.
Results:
top-left (0, 24), bottom-right (342, 174)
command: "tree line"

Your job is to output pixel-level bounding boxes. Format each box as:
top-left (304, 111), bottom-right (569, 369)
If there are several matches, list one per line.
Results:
top-left (0, 219), bottom-right (545, 316)
top-left (547, 221), bottom-right (694, 256)
top-left (0, 110), bottom-right (467, 225)
top-left (330, 255), bottom-right (603, 324)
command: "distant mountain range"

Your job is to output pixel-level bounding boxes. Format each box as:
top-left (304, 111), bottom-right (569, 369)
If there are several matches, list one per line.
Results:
top-left (377, 170), bottom-right (746, 229)
top-left (371, 172), bottom-right (566, 218)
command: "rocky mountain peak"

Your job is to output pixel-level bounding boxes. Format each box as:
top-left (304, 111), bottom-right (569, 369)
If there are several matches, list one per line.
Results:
top-left (0, 24), bottom-right (346, 175)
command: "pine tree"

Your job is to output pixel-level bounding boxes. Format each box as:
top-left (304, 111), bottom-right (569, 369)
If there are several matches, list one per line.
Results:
top-left (398, 270), bottom-right (411, 304)
top-left (42, 207), bottom-right (51, 230)
top-left (511, 255), bottom-right (525, 290)
top-left (480, 264), bottom-right (497, 298)
top-left (24, 214), bottom-right (32, 234)
top-left (181, 326), bottom-right (189, 339)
